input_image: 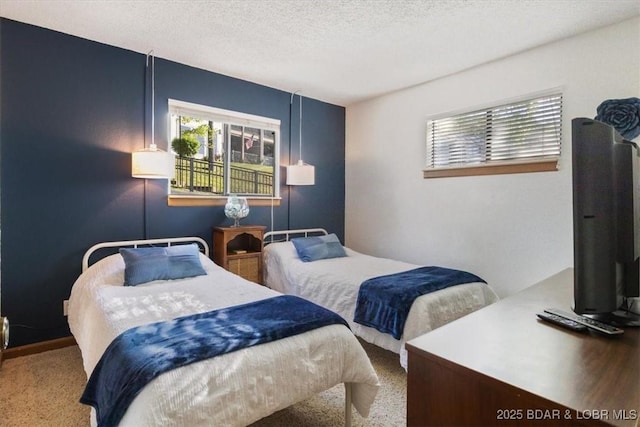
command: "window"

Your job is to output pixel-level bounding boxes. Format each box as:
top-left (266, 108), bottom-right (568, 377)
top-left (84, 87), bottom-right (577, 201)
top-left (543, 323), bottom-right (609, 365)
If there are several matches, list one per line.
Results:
top-left (168, 100), bottom-right (280, 201)
top-left (425, 93), bottom-right (562, 178)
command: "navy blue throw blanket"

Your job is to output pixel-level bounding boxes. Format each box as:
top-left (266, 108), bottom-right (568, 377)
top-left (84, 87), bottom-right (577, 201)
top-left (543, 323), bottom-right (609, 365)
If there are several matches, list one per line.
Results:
top-left (354, 266), bottom-right (486, 340)
top-left (81, 295), bottom-right (349, 427)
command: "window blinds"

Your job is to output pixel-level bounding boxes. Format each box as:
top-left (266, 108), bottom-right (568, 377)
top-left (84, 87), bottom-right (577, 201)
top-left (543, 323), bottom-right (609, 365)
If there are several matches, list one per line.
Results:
top-left (427, 93), bottom-right (562, 169)
top-left (168, 99), bottom-right (280, 132)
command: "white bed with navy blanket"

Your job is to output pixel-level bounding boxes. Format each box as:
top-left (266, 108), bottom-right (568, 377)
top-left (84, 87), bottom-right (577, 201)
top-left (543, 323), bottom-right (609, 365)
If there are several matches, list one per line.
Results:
top-left (68, 237), bottom-right (379, 427)
top-left (263, 229), bottom-right (500, 369)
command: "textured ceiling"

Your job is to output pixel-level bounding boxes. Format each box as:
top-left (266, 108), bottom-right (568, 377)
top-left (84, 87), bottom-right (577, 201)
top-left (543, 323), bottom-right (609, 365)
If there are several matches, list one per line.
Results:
top-left (1, 0), bottom-right (639, 106)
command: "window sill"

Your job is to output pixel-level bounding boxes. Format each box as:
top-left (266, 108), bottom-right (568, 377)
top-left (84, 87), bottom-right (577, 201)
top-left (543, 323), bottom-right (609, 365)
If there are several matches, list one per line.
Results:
top-left (423, 159), bottom-right (559, 179)
top-left (168, 195), bottom-right (281, 207)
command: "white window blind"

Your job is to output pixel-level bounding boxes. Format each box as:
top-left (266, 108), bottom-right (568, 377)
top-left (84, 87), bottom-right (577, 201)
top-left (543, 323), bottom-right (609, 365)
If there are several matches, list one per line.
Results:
top-left (426, 93), bottom-right (562, 170)
top-left (168, 99), bottom-right (280, 131)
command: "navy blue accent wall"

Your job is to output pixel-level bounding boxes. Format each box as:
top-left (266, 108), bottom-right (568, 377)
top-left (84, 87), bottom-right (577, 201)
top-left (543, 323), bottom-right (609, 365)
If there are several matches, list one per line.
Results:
top-left (0, 19), bottom-right (345, 346)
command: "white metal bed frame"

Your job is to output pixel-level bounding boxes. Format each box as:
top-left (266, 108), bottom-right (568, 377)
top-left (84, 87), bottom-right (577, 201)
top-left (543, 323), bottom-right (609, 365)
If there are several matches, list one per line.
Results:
top-left (264, 228), bottom-right (328, 244)
top-left (79, 234), bottom-right (355, 427)
top-left (81, 236), bottom-right (209, 272)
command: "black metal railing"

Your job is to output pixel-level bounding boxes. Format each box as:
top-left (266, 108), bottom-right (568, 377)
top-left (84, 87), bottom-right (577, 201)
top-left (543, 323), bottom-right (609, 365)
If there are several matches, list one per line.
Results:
top-left (172, 157), bottom-right (273, 195)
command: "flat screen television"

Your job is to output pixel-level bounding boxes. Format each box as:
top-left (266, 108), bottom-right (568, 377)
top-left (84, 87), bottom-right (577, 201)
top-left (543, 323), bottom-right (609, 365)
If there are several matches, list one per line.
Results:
top-left (572, 117), bottom-right (640, 326)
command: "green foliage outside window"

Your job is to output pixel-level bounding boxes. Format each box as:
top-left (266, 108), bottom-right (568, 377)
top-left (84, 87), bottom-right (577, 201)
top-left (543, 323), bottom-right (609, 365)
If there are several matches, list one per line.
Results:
top-left (171, 135), bottom-right (200, 158)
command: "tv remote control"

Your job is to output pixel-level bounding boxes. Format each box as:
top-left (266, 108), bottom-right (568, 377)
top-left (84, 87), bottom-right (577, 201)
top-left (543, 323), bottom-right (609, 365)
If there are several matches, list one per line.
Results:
top-left (537, 312), bottom-right (587, 332)
top-left (544, 308), bottom-right (624, 335)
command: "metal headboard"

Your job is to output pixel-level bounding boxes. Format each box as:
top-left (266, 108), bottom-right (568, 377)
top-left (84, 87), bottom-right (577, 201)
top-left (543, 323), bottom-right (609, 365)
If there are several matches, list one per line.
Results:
top-left (263, 228), bottom-right (328, 245)
top-left (82, 237), bottom-right (209, 272)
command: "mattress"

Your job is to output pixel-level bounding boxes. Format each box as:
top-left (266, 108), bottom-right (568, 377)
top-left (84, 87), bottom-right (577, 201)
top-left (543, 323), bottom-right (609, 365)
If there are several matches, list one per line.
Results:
top-left (68, 251), bottom-right (379, 426)
top-left (264, 241), bottom-right (499, 369)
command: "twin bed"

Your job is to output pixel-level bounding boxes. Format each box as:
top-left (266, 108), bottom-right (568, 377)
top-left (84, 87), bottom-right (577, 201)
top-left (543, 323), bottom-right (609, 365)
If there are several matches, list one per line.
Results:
top-left (69, 230), bottom-right (498, 426)
top-left (68, 237), bottom-right (379, 427)
top-left (263, 229), bottom-right (499, 369)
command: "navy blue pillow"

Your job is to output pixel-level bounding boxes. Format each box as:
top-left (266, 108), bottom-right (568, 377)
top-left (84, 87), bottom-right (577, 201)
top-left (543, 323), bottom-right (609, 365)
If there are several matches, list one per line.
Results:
top-left (291, 233), bottom-right (347, 262)
top-left (119, 244), bottom-right (207, 286)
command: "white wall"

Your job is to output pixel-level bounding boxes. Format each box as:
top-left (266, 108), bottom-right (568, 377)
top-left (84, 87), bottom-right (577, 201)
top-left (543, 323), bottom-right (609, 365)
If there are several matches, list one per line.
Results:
top-left (345, 17), bottom-right (640, 297)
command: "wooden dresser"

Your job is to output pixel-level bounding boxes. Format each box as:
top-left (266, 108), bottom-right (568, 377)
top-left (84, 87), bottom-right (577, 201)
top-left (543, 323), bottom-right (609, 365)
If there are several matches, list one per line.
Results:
top-left (406, 268), bottom-right (639, 427)
top-left (212, 225), bottom-right (266, 284)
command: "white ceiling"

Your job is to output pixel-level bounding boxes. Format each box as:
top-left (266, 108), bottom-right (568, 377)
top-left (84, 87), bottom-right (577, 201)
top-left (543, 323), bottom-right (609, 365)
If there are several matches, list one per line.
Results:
top-left (1, 0), bottom-right (639, 106)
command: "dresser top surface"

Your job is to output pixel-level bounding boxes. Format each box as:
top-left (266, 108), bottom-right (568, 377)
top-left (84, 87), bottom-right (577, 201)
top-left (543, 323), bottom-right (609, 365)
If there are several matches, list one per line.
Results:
top-left (407, 268), bottom-right (640, 421)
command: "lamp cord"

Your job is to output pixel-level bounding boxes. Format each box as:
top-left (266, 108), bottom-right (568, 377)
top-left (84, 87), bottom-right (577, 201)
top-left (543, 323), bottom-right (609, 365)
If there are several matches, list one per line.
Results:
top-left (290, 91), bottom-right (302, 163)
top-left (270, 195), bottom-right (274, 243)
top-left (146, 51), bottom-right (155, 149)
top-left (143, 50), bottom-right (154, 239)
top-left (288, 92), bottom-right (294, 230)
top-left (288, 91), bottom-right (300, 230)
top-left (299, 94), bottom-right (302, 163)
top-left (143, 179), bottom-right (148, 239)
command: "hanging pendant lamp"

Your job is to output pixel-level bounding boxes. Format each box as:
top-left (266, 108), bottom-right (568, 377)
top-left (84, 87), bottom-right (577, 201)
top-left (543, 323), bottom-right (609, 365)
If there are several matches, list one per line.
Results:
top-left (132, 51), bottom-right (174, 179)
top-left (286, 92), bottom-right (315, 185)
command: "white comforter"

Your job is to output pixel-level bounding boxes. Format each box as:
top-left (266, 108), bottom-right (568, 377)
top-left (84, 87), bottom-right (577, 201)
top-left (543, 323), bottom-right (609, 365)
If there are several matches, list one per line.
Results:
top-left (264, 242), bottom-right (499, 369)
top-left (68, 252), bottom-right (379, 427)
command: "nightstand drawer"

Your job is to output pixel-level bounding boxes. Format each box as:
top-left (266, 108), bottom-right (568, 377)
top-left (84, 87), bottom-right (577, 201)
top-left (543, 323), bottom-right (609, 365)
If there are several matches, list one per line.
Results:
top-left (228, 255), bottom-right (260, 283)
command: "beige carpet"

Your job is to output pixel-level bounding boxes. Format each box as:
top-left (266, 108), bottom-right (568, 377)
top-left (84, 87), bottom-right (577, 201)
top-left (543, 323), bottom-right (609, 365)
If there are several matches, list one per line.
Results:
top-left (0, 340), bottom-right (406, 426)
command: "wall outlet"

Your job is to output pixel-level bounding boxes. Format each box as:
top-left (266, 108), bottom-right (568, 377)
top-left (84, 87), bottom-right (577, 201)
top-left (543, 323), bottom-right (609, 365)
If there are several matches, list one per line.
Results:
top-left (63, 300), bottom-right (69, 317)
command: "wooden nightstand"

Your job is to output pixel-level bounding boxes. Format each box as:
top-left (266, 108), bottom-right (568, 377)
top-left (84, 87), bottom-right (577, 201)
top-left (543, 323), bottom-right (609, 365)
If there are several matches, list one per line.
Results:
top-left (212, 225), bottom-right (266, 284)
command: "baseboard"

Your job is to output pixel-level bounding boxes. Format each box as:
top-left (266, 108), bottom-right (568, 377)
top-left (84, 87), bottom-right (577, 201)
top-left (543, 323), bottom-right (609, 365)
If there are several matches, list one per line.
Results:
top-left (3, 336), bottom-right (76, 360)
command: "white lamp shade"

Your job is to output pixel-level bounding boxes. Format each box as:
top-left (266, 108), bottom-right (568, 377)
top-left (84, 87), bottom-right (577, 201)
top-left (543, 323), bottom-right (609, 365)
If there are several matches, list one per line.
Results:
top-left (132, 148), bottom-right (175, 179)
top-left (286, 160), bottom-right (315, 185)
